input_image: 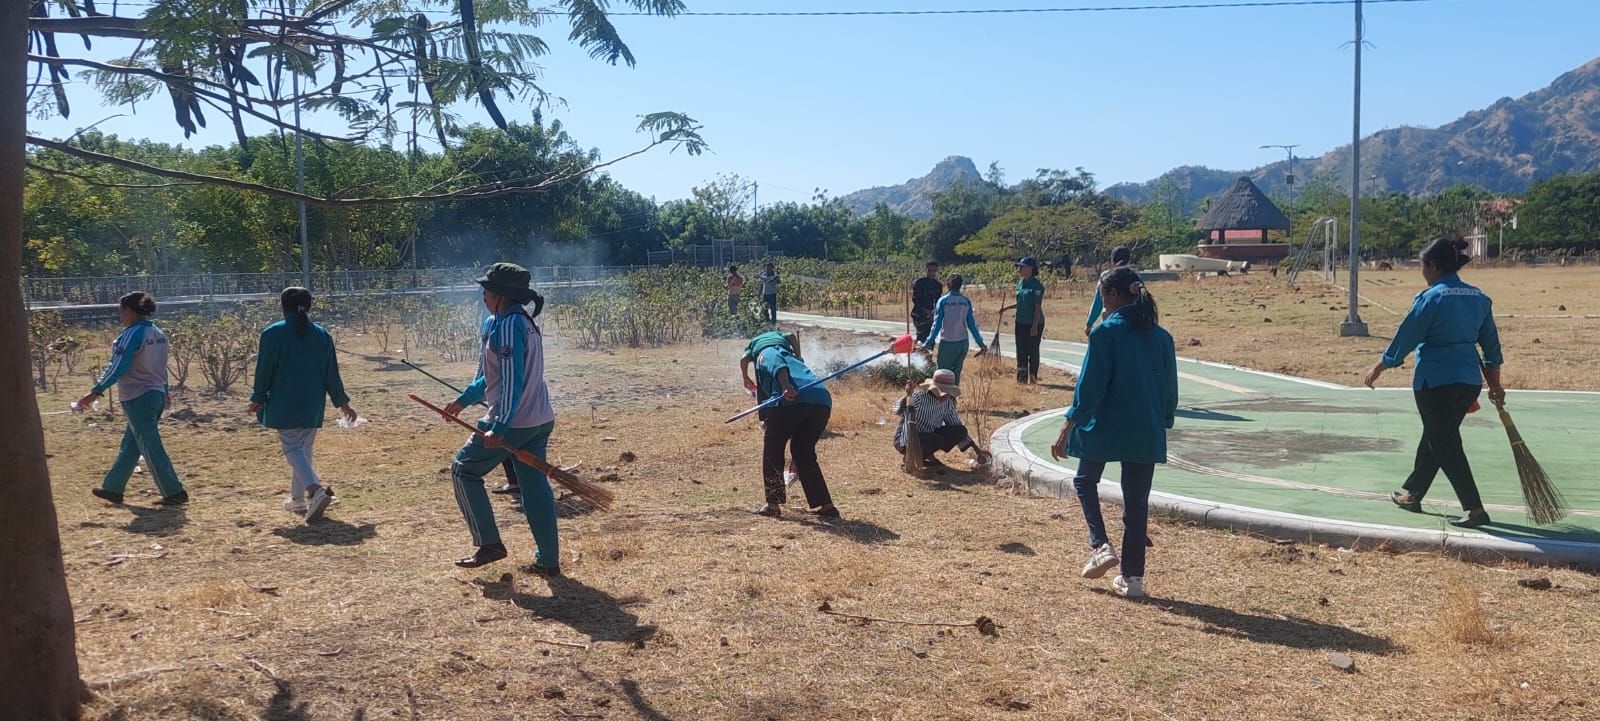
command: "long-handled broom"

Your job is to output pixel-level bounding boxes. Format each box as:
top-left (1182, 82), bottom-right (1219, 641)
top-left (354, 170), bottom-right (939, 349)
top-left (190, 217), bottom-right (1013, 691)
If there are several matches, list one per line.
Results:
top-left (900, 387), bottom-right (924, 474)
top-left (1491, 398), bottom-right (1567, 525)
top-left (726, 334), bottom-right (917, 423)
top-left (410, 394), bottom-right (614, 511)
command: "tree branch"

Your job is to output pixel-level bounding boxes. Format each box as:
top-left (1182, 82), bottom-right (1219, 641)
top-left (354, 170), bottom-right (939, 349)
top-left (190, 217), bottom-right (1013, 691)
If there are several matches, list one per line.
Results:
top-left (27, 161), bottom-right (202, 189)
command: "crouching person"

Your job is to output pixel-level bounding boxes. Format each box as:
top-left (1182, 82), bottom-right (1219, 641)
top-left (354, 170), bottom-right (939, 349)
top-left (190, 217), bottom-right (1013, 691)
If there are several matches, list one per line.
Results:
top-left (892, 369), bottom-right (992, 468)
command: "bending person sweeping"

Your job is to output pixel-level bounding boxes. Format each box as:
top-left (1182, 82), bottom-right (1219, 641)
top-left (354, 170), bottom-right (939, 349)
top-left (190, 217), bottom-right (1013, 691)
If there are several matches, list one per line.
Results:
top-left (79, 292), bottom-right (188, 507)
top-left (1364, 237), bottom-right (1504, 529)
top-left (740, 331), bottom-right (839, 519)
top-left (439, 263), bottom-right (563, 573)
top-left (248, 287), bottom-right (357, 523)
top-left (1050, 268), bottom-right (1177, 599)
top-left (892, 369), bottom-right (992, 468)
top-left (921, 274), bottom-right (987, 383)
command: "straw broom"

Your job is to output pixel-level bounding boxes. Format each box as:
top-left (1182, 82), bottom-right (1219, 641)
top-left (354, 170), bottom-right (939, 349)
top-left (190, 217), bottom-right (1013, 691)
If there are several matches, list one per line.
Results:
top-left (1492, 399), bottom-right (1567, 525)
top-left (409, 395), bottom-right (614, 511)
top-left (901, 388), bottom-right (924, 474)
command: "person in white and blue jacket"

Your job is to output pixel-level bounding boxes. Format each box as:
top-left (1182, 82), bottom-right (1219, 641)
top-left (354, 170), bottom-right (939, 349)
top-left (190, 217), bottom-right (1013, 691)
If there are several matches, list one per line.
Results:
top-left (1050, 267), bottom-right (1178, 600)
top-left (1365, 236), bottom-right (1505, 529)
top-left (78, 292), bottom-right (188, 507)
top-left (440, 263), bottom-right (561, 573)
top-left (920, 274), bottom-right (987, 383)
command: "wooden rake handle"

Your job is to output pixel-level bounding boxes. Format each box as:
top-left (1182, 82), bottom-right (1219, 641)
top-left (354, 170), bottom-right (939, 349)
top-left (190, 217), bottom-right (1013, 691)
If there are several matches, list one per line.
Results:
top-left (409, 394), bottom-right (560, 477)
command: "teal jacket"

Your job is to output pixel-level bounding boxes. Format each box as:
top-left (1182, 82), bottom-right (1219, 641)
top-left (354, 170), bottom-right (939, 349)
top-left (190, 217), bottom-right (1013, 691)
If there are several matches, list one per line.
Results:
top-left (1066, 307), bottom-right (1179, 463)
top-left (250, 317), bottom-right (350, 429)
top-left (1380, 273), bottom-right (1503, 390)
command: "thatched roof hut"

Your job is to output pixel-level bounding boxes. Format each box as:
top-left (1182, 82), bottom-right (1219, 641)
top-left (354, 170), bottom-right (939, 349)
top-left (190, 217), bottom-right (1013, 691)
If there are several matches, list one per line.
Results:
top-left (1197, 177), bottom-right (1291, 239)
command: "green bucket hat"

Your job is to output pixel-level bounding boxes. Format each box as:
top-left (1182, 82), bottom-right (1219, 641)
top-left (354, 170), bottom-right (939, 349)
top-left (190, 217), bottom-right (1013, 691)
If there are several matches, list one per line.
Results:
top-left (476, 262), bottom-right (540, 304)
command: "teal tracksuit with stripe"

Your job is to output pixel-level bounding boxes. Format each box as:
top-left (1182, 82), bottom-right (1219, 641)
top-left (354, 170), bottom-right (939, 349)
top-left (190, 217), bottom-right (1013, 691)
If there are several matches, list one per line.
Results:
top-left (449, 304), bottom-right (560, 565)
top-left (94, 320), bottom-right (185, 497)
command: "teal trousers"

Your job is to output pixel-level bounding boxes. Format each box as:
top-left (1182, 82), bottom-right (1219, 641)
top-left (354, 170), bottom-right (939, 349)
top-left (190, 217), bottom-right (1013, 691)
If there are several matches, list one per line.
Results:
top-left (935, 339), bottom-right (970, 383)
top-left (102, 390), bottom-right (185, 497)
top-left (450, 420), bottom-right (558, 567)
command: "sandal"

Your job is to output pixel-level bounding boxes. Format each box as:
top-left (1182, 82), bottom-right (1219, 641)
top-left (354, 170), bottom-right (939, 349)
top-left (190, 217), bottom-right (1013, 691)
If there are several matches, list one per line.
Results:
top-left (454, 544), bottom-right (508, 568)
top-left (753, 504), bottom-right (782, 518)
top-left (813, 505), bottom-right (841, 519)
top-left (1390, 491), bottom-right (1422, 513)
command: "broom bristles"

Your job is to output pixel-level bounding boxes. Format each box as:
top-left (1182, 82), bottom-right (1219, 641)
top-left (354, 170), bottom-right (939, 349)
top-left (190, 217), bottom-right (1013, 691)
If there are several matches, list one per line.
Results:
top-left (1497, 406), bottom-right (1568, 525)
top-left (549, 467), bottom-right (615, 512)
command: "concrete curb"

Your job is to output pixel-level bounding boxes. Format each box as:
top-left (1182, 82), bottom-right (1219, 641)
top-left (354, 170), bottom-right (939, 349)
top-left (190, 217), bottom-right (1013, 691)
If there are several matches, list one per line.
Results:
top-left (991, 410), bottom-right (1600, 571)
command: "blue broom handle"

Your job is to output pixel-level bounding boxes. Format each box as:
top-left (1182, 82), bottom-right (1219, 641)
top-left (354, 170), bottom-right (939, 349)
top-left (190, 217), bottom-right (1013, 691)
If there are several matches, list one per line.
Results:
top-left (725, 349), bottom-right (890, 423)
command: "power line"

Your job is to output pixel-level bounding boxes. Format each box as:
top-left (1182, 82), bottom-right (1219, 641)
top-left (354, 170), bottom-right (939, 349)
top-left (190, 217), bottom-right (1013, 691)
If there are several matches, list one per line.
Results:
top-left (613, 0), bottom-right (1452, 16)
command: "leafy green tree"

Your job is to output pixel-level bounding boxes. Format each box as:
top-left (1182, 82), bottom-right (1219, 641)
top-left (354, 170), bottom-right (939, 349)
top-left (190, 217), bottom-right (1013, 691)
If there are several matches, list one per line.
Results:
top-left (918, 180), bottom-right (1001, 262)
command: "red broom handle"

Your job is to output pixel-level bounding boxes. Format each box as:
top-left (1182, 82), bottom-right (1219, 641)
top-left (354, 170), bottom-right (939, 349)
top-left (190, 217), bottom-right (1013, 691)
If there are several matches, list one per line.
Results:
top-left (409, 394), bottom-right (557, 474)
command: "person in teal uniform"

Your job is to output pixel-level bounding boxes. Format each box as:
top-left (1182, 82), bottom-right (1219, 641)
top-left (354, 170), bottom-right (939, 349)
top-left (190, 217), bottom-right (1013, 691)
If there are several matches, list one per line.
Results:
top-left (79, 292), bottom-right (188, 507)
top-left (920, 275), bottom-right (987, 383)
top-left (740, 331), bottom-right (839, 519)
top-left (248, 287), bottom-right (358, 523)
top-left (1085, 246), bottom-right (1133, 337)
top-left (1051, 267), bottom-right (1178, 599)
top-left (1011, 257), bottom-right (1046, 384)
top-left (1365, 237), bottom-right (1505, 529)
top-left (441, 263), bottom-right (562, 573)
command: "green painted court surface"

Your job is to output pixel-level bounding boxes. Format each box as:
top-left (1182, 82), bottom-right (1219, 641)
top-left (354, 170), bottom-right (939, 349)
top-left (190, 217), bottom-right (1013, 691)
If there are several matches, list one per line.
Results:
top-left (785, 313), bottom-right (1600, 546)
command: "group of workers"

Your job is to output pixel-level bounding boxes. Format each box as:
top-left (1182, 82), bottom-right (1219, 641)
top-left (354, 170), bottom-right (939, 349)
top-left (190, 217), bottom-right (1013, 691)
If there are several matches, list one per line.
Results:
top-left (74, 236), bottom-right (1509, 597)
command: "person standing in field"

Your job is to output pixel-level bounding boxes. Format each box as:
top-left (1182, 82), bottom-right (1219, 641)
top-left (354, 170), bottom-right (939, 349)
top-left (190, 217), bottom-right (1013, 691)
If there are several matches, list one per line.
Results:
top-left (247, 287), bottom-right (358, 523)
top-left (79, 292), bottom-right (188, 507)
top-left (892, 369), bottom-right (992, 468)
top-left (759, 262), bottom-right (780, 325)
top-left (726, 264), bottom-right (745, 316)
top-left (441, 263), bottom-right (562, 573)
top-left (1012, 257), bottom-right (1046, 384)
top-left (1364, 237), bottom-right (1504, 529)
top-left (1086, 245), bottom-right (1133, 338)
top-left (1051, 267), bottom-right (1178, 599)
top-left (740, 331), bottom-right (838, 519)
top-left (911, 260), bottom-right (943, 345)
top-left (921, 275), bottom-right (987, 383)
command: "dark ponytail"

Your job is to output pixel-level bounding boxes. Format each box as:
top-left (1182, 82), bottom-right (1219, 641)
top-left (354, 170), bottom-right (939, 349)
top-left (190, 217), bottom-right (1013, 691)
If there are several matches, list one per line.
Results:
top-left (1100, 266), bottom-right (1159, 332)
top-left (280, 287), bottom-right (313, 336)
top-left (528, 289), bottom-right (545, 318)
top-left (119, 291), bottom-right (156, 316)
top-left (1420, 235), bottom-right (1471, 275)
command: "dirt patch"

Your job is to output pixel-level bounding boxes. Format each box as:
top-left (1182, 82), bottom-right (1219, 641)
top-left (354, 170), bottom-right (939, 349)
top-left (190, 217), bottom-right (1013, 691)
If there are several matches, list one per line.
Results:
top-left (1169, 428), bottom-right (1403, 469)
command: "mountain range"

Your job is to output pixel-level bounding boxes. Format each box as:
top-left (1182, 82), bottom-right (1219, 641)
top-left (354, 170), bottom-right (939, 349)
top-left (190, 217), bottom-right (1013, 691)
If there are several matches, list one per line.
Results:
top-left (841, 56), bottom-right (1600, 218)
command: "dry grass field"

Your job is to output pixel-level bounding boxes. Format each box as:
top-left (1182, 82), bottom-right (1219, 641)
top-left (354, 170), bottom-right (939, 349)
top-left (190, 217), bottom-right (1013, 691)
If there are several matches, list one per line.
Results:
top-left (42, 265), bottom-right (1600, 720)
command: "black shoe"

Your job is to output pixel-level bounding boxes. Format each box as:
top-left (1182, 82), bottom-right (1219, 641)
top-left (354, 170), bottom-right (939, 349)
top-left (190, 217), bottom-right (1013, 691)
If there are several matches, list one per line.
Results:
top-left (455, 543), bottom-right (508, 568)
top-left (814, 504), bottom-right (841, 519)
top-left (1448, 511), bottom-right (1492, 529)
top-left (1390, 491), bottom-right (1422, 513)
top-left (492, 483), bottom-right (520, 495)
top-left (753, 504), bottom-right (782, 518)
top-left (922, 457), bottom-right (947, 469)
top-left (519, 563), bottom-right (562, 578)
top-left (155, 491), bottom-right (189, 507)
top-left (91, 488), bottom-right (124, 505)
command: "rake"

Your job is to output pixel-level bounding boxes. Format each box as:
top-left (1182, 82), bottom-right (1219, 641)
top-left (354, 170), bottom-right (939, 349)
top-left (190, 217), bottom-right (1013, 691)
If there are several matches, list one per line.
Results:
top-left (409, 395), bottom-right (614, 511)
top-left (1492, 399), bottom-right (1567, 525)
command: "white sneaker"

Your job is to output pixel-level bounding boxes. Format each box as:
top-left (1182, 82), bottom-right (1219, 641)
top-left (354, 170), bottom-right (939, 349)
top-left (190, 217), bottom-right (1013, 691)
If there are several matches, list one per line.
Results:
top-left (304, 487), bottom-right (333, 523)
top-left (1112, 575), bottom-right (1145, 599)
top-left (1081, 544), bottom-right (1120, 579)
top-left (282, 497), bottom-right (307, 515)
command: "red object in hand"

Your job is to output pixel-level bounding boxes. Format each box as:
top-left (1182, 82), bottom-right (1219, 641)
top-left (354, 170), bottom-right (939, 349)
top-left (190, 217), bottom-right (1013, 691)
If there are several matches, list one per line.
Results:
top-left (1468, 399), bottom-right (1482, 414)
top-left (889, 333), bottom-right (916, 355)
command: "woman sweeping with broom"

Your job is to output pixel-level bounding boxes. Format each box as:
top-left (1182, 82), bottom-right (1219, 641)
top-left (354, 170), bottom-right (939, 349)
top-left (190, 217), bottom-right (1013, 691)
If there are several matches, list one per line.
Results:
top-left (739, 331), bottom-right (839, 519)
top-left (1365, 237), bottom-right (1505, 529)
top-left (248, 287), bottom-right (358, 523)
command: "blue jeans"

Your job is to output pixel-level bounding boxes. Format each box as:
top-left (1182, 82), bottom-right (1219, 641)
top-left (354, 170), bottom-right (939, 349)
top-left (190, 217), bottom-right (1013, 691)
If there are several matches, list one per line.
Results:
top-left (276, 428), bottom-right (322, 501)
top-left (762, 294), bottom-right (778, 323)
top-left (450, 421), bottom-right (558, 567)
top-left (102, 390), bottom-right (185, 497)
top-left (1072, 460), bottom-right (1154, 577)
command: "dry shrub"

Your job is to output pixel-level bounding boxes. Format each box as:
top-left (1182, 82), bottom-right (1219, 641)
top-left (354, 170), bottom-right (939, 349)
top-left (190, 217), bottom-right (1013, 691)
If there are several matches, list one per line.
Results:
top-left (1442, 575), bottom-right (1495, 646)
top-left (180, 580), bottom-right (250, 611)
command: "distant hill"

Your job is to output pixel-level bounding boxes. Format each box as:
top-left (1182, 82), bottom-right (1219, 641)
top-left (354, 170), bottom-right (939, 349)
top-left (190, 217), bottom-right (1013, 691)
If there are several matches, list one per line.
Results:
top-left (841, 155), bottom-right (983, 219)
top-left (1105, 56), bottom-right (1600, 210)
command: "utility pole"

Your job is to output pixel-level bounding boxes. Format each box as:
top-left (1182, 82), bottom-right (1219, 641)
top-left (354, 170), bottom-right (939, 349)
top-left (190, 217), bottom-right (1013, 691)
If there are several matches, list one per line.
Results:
top-left (1340, 0), bottom-right (1369, 337)
top-left (1260, 144), bottom-right (1299, 236)
top-left (292, 11), bottom-right (310, 291)
top-left (752, 181), bottom-right (758, 217)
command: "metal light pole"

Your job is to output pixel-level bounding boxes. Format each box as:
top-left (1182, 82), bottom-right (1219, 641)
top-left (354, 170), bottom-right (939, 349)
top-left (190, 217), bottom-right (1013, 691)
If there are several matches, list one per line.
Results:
top-left (1261, 144), bottom-right (1299, 236)
top-left (292, 13), bottom-right (310, 291)
top-left (1340, 0), bottom-right (1369, 337)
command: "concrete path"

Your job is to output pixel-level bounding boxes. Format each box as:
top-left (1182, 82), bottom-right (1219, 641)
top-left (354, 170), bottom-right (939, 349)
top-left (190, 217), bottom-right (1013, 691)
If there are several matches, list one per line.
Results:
top-left (780, 311), bottom-right (1600, 570)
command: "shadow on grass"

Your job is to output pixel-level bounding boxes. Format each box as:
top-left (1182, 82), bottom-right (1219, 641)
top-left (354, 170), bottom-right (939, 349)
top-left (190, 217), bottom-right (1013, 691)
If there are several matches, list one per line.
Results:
top-left (1102, 589), bottom-right (1399, 655)
top-left (1409, 508), bottom-right (1600, 544)
top-left (475, 575), bottom-right (657, 645)
top-left (619, 679), bottom-right (678, 721)
top-left (124, 506), bottom-right (189, 536)
top-left (271, 519), bottom-right (378, 546)
top-left (780, 514), bottom-right (902, 544)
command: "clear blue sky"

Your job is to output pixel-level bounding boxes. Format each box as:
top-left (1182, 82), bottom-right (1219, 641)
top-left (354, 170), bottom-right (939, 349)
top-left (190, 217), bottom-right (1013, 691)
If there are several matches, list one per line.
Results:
top-left (28, 0), bottom-right (1600, 203)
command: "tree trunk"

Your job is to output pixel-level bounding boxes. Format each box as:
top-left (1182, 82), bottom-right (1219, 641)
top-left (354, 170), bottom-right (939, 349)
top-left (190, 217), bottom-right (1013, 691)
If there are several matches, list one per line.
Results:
top-left (0, 1), bottom-right (83, 717)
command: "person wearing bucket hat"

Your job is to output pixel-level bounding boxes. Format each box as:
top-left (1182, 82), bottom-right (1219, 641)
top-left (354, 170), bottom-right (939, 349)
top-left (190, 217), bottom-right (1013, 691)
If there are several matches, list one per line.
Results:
top-left (439, 262), bottom-right (560, 572)
top-left (892, 368), bottom-right (991, 468)
top-left (1012, 257), bottom-right (1046, 384)
top-left (1086, 246), bottom-right (1134, 338)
